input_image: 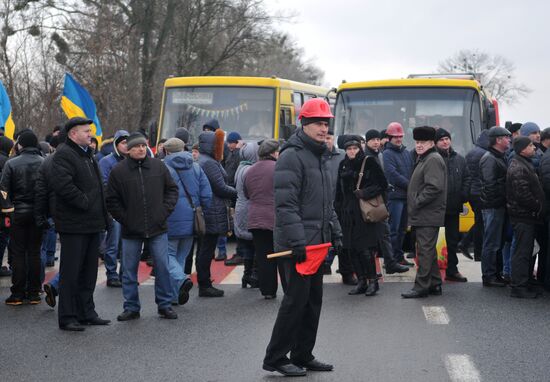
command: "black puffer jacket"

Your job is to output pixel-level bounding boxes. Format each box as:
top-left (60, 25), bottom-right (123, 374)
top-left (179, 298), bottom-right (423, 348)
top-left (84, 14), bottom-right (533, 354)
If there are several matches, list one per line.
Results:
top-left (0, 147), bottom-right (43, 215)
top-left (335, 151), bottom-right (386, 249)
top-left (51, 138), bottom-right (108, 233)
top-left (198, 133), bottom-right (237, 235)
top-left (438, 148), bottom-right (471, 215)
top-left (466, 130), bottom-right (489, 199)
top-left (33, 154), bottom-right (56, 228)
top-left (106, 155), bottom-right (178, 239)
top-left (479, 147), bottom-right (507, 209)
top-left (506, 154), bottom-right (544, 224)
top-left (223, 147), bottom-right (240, 188)
top-left (273, 129), bottom-right (342, 251)
top-left (539, 148), bottom-right (550, 207)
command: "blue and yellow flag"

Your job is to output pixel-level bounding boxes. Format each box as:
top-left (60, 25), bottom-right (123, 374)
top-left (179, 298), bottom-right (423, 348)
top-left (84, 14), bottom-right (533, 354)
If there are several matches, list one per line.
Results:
top-left (61, 73), bottom-right (102, 143)
top-left (0, 80), bottom-right (15, 139)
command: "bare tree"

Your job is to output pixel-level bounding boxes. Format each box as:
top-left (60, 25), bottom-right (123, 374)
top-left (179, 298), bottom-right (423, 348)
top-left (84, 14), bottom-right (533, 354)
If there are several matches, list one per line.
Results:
top-left (438, 49), bottom-right (531, 105)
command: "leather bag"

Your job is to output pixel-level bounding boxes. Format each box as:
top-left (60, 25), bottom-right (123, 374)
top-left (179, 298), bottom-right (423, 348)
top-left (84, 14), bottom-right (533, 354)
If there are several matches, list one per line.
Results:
top-left (356, 157), bottom-right (389, 223)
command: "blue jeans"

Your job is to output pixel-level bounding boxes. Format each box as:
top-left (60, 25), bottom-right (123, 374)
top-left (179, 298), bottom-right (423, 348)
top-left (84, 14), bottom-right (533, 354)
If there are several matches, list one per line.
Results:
top-left (387, 199), bottom-right (408, 261)
top-left (217, 235), bottom-right (227, 255)
top-left (167, 237), bottom-right (194, 301)
top-left (481, 208), bottom-right (506, 280)
top-left (122, 233), bottom-right (172, 312)
top-left (104, 219), bottom-right (121, 281)
top-left (40, 221), bottom-right (57, 283)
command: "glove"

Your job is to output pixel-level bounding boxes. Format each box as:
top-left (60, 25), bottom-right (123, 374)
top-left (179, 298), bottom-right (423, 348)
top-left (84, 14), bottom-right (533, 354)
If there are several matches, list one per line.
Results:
top-left (353, 189), bottom-right (363, 199)
top-left (292, 246), bottom-right (307, 264)
top-left (332, 239), bottom-right (343, 257)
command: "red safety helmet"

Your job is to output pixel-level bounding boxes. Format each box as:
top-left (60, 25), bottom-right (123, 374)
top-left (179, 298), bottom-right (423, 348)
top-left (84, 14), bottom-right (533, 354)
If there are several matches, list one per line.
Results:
top-left (298, 98), bottom-right (334, 120)
top-left (386, 122), bottom-right (404, 137)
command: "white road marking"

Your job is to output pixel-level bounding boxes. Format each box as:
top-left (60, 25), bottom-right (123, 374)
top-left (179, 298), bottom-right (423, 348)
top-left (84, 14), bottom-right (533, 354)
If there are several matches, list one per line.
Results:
top-left (422, 306), bottom-right (450, 324)
top-left (444, 354), bottom-right (481, 382)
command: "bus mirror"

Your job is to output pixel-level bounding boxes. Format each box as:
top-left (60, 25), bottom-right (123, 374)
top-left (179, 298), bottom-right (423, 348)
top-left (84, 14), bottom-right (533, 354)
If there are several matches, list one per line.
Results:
top-left (281, 124), bottom-right (297, 140)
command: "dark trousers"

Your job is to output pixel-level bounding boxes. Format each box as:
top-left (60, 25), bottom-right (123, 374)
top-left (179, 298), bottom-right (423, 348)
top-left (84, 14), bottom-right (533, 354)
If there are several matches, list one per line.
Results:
top-left (470, 198), bottom-right (484, 260)
top-left (444, 214), bottom-right (461, 275)
top-left (533, 222), bottom-right (548, 283)
top-left (251, 229), bottom-right (285, 296)
top-left (58, 233), bottom-right (100, 326)
top-left (264, 258), bottom-right (323, 366)
top-left (376, 220), bottom-right (398, 267)
top-left (8, 213), bottom-right (42, 297)
top-left (197, 234), bottom-right (218, 287)
top-left (350, 248), bottom-right (377, 279)
top-left (184, 237), bottom-right (198, 275)
top-left (413, 226), bottom-right (442, 291)
top-left (511, 222), bottom-right (535, 289)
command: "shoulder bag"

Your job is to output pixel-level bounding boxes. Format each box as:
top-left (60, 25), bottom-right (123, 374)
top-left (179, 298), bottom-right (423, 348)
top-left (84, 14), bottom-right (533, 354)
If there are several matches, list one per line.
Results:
top-left (356, 156), bottom-right (389, 223)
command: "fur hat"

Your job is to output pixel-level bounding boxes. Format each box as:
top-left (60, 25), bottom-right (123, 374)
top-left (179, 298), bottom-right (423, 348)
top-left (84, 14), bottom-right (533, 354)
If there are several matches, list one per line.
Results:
top-left (413, 126), bottom-right (436, 141)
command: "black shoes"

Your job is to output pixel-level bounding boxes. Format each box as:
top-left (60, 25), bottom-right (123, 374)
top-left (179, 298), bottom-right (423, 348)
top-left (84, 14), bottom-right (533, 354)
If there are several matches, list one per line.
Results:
top-left (263, 294), bottom-right (276, 299)
top-left (107, 279), bottom-right (122, 288)
top-left (214, 251), bottom-right (227, 262)
top-left (44, 284), bottom-right (57, 308)
top-left (510, 288), bottom-right (537, 299)
top-left (295, 359), bottom-right (334, 372)
top-left (117, 310), bottom-right (140, 321)
top-left (483, 279), bottom-right (506, 287)
top-left (446, 272), bottom-right (468, 282)
top-left (5, 295), bottom-right (24, 306)
top-left (263, 363), bottom-right (306, 377)
top-left (458, 244), bottom-right (473, 260)
top-left (385, 263), bottom-right (409, 274)
top-left (198, 286), bottom-right (224, 297)
top-left (322, 263), bottom-right (332, 275)
top-left (399, 259), bottom-right (415, 267)
top-left (341, 273), bottom-right (358, 285)
top-left (60, 322), bottom-right (85, 332)
top-left (178, 279), bottom-right (193, 305)
top-left (401, 289), bottom-right (428, 299)
top-left (158, 307), bottom-right (178, 319)
top-left (79, 317), bottom-right (111, 325)
top-left (27, 294), bottom-right (41, 305)
top-left (348, 278), bottom-right (367, 295)
top-left (224, 254), bottom-right (244, 266)
top-left (241, 274), bottom-right (259, 288)
top-left (364, 280), bottom-right (378, 296)
top-left (429, 285), bottom-right (442, 295)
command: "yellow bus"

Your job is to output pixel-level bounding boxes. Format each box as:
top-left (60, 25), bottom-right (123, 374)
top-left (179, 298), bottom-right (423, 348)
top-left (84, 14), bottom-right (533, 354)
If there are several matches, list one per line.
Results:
top-left (333, 74), bottom-right (500, 232)
top-left (156, 76), bottom-right (333, 144)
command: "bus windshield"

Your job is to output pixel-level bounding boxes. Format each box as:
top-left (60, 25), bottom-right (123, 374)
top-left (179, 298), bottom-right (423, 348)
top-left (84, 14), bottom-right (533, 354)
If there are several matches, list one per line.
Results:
top-left (333, 87), bottom-right (482, 154)
top-left (160, 86), bottom-right (276, 142)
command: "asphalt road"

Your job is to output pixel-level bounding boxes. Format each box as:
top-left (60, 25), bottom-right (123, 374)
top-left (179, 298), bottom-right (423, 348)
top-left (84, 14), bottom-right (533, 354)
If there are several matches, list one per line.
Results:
top-left (1, 278), bottom-right (549, 382)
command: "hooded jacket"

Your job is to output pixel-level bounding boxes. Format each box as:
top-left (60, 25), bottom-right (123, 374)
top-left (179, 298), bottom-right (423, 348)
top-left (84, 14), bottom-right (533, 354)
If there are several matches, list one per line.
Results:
top-left (407, 147), bottom-right (447, 227)
top-left (273, 129), bottom-right (342, 251)
top-left (465, 130), bottom-right (489, 199)
top-left (233, 143), bottom-right (258, 241)
top-left (98, 130), bottom-right (129, 185)
top-left (164, 151), bottom-right (212, 239)
top-left (198, 132), bottom-right (237, 234)
top-left (438, 147), bottom-right (471, 215)
top-left (506, 154), bottom-right (544, 224)
top-left (382, 142), bottom-right (414, 200)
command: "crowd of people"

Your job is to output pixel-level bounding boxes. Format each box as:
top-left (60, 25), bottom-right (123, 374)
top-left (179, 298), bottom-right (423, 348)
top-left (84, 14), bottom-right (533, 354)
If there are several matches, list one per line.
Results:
top-left (0, 99), bottom-right (548, 339)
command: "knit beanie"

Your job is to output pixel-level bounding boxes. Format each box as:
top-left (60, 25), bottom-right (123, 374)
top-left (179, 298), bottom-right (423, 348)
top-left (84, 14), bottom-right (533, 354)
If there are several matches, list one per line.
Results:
top-left (175, 128), bottom-right (190, 144)
top-left (365, 129), bottom-right (381, 142)
top-left (226, 131), bottom-right (242, 143)
top-left (513, 136), bottom-right (531, 155)
top-left (520, 122), bottom-right (540, 137)
top-left (435, 128), bottom-right (451, 142)
top-left (301, 117), bottom-right (331, 126)
top-left (18, 130), bottom-right (38, 148)
top-left (126, 132), bottom-right (147, 150)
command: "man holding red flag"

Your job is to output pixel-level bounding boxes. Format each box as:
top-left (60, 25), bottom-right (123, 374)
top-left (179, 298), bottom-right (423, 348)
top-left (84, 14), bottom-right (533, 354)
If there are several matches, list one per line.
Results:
top-left (263, 98), bottom-right (342, 377)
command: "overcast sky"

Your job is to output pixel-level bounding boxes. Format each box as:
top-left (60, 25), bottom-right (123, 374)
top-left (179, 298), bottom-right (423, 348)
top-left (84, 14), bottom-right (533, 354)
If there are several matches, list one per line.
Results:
top-left (267, 0), bottom-right (550, 127)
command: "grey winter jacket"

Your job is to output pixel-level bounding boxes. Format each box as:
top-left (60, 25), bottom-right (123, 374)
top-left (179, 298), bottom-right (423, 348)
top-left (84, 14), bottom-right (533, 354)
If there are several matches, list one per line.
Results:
top-left (273, 129), bottom-right (342, 251)
top-left (407, 147), bottom-right (447, 227)
top-left (233, 143), bottom-right (258, 241)
top-left (324, 145), bottom-right (344, 198)
top-left (198, 132), bottom-right (237, 235)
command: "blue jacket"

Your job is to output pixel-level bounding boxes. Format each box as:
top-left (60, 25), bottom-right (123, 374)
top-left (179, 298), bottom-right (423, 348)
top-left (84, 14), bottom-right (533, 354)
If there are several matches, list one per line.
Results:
top-left (198, 133), bottom-right (237, 234)
top-left (165, 152), bottom-right (212, 239)
top-left (382, 142), bottom-right (413, 200)
top-left (99, 152), bottom-right (125, 185)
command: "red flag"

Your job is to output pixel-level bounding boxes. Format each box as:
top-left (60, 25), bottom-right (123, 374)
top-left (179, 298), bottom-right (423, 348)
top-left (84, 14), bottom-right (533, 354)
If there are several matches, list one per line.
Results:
top-left (295, 243), bottom-right (332, 276)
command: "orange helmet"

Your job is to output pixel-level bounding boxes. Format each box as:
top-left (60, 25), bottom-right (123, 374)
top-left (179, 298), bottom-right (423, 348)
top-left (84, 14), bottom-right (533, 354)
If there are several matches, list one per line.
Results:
top-left (386, 122), bottom-right (404, 137)
top-left (298, 98), bottom-right (334, 120)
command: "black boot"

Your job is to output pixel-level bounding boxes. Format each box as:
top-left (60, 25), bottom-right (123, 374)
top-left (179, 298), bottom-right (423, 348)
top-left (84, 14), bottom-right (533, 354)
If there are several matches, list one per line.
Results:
top-left (242, 259), bottom-right (259, 288)
top-left (348, 277), bottom-right (367, 295)
top-left (365, 279), bottom-right (378, 296)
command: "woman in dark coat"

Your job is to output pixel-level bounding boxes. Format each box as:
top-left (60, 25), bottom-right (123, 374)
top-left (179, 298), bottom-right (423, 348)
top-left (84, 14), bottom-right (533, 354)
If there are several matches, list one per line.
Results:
top-left (335, 135), bottom-right (388, 296)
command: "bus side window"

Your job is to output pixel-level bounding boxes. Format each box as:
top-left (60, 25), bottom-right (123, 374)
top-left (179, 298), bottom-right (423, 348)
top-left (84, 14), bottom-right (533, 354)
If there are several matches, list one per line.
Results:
top-left (280, 108), bottom-right (295, 140)
top-left (292, 92), bottom-right (303, 124)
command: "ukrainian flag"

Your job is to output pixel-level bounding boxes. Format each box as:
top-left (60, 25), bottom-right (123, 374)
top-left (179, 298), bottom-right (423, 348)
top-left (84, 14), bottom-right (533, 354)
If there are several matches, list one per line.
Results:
top-left (60, 73), bottom-right (102, 143)
top-left (0, 80), bottom-right (15, 139)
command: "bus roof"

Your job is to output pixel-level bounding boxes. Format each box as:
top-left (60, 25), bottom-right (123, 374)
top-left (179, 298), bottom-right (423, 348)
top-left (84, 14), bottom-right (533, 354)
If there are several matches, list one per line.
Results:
top-left (337, 78), bottom-right (482, 92)
top-left (164, 76), bottom-right (330, 95)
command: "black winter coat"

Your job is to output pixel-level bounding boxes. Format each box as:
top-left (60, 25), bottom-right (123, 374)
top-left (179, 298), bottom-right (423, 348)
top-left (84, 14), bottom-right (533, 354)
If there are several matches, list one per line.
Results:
top-left (273, 129), bottom-right (342, 251)
top-left (51, 138), bottom-right (108, 234)
top-left (465, 131), bottom-right (489, 199)
top-left (438, 148), bottom-right (471, 215)
top-left (539, 149), bottom-right (550, 207)
top-left (0, 147), bottom-right (43, 215)
top-left (335, 151), bottom-right (387, 249)
top-left (506, 154), bottom-right (544, 224)
top-left (223, 147), bottom-right (240, 188)
top-left (33, 154), bottom-right (56, 228)
top-left (106, 155), bottom-right (178, 239)
top-left (480, 147), bottom-right (507, 209)
top-left (198, 133), bottom-right (237, 235)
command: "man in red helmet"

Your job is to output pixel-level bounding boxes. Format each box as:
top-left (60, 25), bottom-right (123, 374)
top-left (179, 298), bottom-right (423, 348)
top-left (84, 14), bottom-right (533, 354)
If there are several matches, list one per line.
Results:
top-left (263, 98), bottom-right (342, 377)
top-left (382, 122), bottom-right (414, 266)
